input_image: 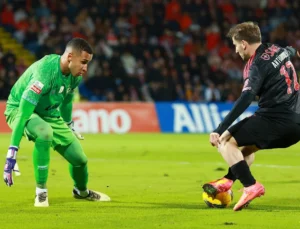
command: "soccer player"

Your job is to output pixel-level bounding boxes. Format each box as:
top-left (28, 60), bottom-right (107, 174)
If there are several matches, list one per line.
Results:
top-left (3, 38), bottom-right (111, 207)
top-left (202, 22), bottom-right (300, 211)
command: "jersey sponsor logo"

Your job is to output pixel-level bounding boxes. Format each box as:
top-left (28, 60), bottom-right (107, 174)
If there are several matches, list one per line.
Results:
top-left (30, 81), bottom-right (44, 94)
top-left (59, 86), bottom-right (64, 93)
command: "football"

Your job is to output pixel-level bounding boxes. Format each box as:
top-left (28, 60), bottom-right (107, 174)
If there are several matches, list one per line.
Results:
top-left (202, 189), bottom-right (233, 208)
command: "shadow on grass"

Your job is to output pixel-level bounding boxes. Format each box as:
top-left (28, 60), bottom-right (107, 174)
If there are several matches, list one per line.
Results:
top-left (97, 201), bottom-right (221, 210)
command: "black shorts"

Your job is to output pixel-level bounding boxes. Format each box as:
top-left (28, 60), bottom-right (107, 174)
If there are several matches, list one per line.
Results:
top-left (228, 114), bottom-right (300, 149)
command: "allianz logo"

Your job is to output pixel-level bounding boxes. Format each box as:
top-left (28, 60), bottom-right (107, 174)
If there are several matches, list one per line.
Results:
top-left (172, 103), bottom-right (256, 133)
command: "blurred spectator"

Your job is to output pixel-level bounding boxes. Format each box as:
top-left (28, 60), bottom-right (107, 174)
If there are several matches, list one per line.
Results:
top-left (205, 82), bottom-right (221, 102)
top-left (0, 3), bottom-right (15, 33)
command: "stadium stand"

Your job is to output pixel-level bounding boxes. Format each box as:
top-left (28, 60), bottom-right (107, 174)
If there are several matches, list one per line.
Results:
top-left (0, 0), bottom-right (299, 102)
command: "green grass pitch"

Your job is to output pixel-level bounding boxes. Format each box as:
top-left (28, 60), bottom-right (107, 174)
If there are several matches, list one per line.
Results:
top-left (1, 133), bottom-right (300, 229)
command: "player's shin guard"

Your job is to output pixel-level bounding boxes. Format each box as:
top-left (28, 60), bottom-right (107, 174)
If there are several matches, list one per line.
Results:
top-left (33, 140), bottom-right (51, 188)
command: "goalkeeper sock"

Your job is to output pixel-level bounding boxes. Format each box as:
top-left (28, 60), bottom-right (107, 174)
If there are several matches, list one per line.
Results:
top-left (55, 140), bottom-right (89, 194)
top-left (36, 187), bottom-right (48, 195)
top-left (230, 160), bottom-right (256, 187)
top-left (73, 187), bottom-right (89, 197)
top-left (33, 140), bottom-right (51, 189)
top-left (70, 163), bottom-right (88, 192)
top-left (224, 168), bottom-right (237, 181)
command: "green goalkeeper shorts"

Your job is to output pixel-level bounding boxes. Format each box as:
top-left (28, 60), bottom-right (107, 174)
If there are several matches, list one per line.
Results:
top-left (6, 108), bottom-right (76, 149)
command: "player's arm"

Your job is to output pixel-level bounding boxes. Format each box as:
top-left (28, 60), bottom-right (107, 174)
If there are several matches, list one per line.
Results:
top-left (285, 46), bottom-right (300, 58)
top-left (214, 65), bottom-right (264, 135)
top-left (4, 98), bottom-right (36, 185)
top-left (60, 92), bottom-right (74, 123)
top-left (59, 92), bottom-right (83, 140)
top-left (60, 79), bottom-right (84, 140)
top-left (4, 66), bottom-right (49, 186)
top-left (10, 79), bottom-right (47, 147)
top-left (10, 99), bottom-right (36, 147)
top-left (214, 92), bottom-right (255, 135)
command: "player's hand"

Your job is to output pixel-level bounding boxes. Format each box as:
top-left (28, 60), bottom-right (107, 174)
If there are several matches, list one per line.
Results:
top-left (217, 130), bottom-right (232, 152)
top-left (67, 121), bottom-right (84, 140)
top-left (219, 130), bottom-right (232, 144)
top-left (3, 146), bottom-right (18, 187)
top-left (209, 132), bottom-right (220, 147)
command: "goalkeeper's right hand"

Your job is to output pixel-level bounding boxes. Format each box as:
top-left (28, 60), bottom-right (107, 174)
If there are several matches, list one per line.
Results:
top-left (67, 120), bottom-right (84, 140)
top-left (3, 146), bottom-right (19, 187)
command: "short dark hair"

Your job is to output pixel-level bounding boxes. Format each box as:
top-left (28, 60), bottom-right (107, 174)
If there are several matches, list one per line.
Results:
top-left (227, 22), bottom-right (261, 44)
top-left (66, 38), bottom-right (93, 54)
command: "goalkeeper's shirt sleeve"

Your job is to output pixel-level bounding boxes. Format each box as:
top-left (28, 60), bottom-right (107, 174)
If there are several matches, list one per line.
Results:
top-left (59, 93), bottom-right (74, 123)
top-left (10, 98), bottom-right (36, 147)
top-left (10, 61), bottom-right (52, 147)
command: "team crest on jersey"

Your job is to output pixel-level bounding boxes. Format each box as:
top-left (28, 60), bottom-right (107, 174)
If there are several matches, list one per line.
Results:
top-left (260, 53), bottom-right (270, 60)
top-left (59, 86), bottom-right (64, 93)
top-left (30, 81), bottom-right (44, 94)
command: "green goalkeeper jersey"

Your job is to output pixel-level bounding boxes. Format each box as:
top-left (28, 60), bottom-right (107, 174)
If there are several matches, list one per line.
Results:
top-left (5, 54), bottom-right (82, 118)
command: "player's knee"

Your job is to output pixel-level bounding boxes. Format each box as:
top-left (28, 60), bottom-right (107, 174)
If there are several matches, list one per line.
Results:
top-left (80, 156), bottom-right (88, 166)
top-left (73, 155), bottom-right (88, 167)
top-left (36, 125), bottom-right (53, 142)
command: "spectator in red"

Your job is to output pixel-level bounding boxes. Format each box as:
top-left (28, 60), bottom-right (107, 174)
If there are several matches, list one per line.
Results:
top-left (205, 22), bottom-right (221, 51)
top-left (178, 11), bottom-right (192, 32)
top-left (1, 4), bottom-right (15, 32)
top-left (165, 0), bottom-right (181, 21)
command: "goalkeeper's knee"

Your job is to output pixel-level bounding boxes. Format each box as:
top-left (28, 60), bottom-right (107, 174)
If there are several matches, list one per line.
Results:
top-left (72, 155), bottom-right (88, 167)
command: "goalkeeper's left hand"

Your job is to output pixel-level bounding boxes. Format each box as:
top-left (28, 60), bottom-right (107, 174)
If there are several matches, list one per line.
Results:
top-left (4, 146), bottom-right (21, 187)
top-left (67, 120), bottom-right (84, 140)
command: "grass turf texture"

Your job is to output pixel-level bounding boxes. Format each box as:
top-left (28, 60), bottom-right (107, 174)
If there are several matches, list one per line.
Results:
top-left (1, 133), bottom-right (300, 229)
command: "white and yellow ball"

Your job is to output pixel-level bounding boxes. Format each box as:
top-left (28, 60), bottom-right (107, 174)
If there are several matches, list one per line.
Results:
top-left (202, 189), bottom-right (233, 208)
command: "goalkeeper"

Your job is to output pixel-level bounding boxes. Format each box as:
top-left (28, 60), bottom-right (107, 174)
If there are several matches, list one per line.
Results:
top-left (3, 38), bottom-right (110, 207)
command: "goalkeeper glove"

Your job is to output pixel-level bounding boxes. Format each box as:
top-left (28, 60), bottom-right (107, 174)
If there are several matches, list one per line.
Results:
top-left (67, 120), bottom-right (84, 140)
top-left (3, 146), bottom-right (21, 187)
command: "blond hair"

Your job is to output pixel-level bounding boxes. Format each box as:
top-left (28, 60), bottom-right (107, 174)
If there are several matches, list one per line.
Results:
top-left (227, 22), bottom-right (261, 44)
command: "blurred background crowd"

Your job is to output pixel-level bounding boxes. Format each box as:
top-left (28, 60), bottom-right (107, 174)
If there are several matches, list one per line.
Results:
top-left (0, 0), bottom-right (300, 102)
